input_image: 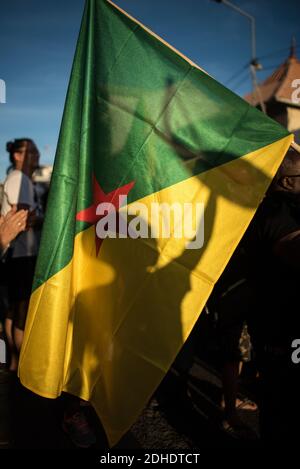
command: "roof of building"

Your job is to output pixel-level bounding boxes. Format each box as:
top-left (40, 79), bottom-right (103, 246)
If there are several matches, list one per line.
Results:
top-left (244, 39), bottom-right (300, 107)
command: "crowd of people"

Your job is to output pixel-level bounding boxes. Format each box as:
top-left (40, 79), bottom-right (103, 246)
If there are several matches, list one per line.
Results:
top-left (0, 138), bottom-right (299, 447)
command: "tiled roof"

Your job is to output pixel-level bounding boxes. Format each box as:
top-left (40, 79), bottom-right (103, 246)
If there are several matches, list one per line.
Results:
top-left (244, 46), bottom-right (300, 107)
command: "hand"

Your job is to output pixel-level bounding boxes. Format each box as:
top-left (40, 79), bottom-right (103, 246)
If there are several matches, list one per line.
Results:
top-left (0, 206), bottom-right (28, 250)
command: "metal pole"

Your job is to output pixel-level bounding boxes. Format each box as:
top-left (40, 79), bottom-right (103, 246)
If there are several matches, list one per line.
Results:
top-left (221, 0), bottom-right (256, 60)
top-left (250, 63), bottom-right (266, 113)
top-left (250, 14), bottom-right (256, 64)
top-left (213, 0), bottom-right (266, 113)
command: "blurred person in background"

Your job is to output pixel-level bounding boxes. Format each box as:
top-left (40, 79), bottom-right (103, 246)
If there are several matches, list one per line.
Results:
top-left (1, 139), bottom-right (43, 371)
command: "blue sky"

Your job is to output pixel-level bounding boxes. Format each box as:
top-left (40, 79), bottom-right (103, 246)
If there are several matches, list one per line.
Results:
top-left (0, 0), bottom-right (299, 181)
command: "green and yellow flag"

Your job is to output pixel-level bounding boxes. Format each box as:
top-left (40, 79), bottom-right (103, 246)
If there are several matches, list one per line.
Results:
top-left (19, 0), bottom-right (292, 445)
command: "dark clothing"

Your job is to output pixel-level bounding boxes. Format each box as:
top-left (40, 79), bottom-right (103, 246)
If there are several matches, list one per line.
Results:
top-left (5, 256), bottom-right (37, 330)
top-left (208, 246), bottom-right (253, 362)
top-left (209, 192), bottom-right (300, 360)
top-left (245, 192), bottom-right (300, 349)
top-left (6, 256), bottom-right (37, 303)
top-left (259, 349), bottom-right (299, 442)
top-left (215, 281), bottom-right (253, 362)
top-left (244, 192), bottom-right (300, 442)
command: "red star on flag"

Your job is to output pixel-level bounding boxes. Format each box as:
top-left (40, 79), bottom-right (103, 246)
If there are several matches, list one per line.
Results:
top-left (76, 175), bottom-right (135, 255)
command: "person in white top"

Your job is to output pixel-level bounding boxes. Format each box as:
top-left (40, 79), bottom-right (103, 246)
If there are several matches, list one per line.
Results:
top-left (2, 138), bottom-right (43, 371)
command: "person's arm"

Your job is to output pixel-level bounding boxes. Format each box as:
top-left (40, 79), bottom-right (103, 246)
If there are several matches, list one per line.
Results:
top-left (273, 230), bottom-right (300, 270)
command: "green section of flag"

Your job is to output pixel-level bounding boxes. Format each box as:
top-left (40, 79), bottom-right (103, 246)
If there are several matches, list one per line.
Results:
top-left (34, 0), bottom-right (289, 291)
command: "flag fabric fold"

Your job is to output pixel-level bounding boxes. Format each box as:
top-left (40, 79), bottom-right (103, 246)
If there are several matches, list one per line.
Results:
top-left (19, 0), bottom-right (292, 445)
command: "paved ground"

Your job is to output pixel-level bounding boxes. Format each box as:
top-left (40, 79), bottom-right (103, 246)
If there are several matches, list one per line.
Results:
top-left (0, 357), bottom-right (260, 450)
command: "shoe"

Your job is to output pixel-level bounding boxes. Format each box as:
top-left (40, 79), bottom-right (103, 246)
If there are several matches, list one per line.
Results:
top-left (236, 397), bottom-right (258, 411)
top-left (62, 410), bottom-right (97, 448)
top-left (220, 396), bottom-right (258, 411)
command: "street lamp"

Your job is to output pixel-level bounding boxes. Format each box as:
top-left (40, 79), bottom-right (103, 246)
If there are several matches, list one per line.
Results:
top-left (212, 0), bottom-right (266, 113)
